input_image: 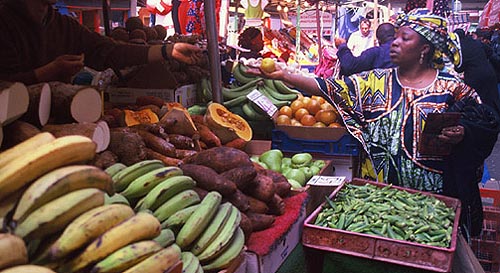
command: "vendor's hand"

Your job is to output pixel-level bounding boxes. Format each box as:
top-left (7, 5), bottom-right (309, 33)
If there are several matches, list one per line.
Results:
top-left (334, 37), bottom-right (346, 48)
top-left (172, 43), bottom-right (204, 65)
top-left (245, 64), bottom-right (287, 81)
top-left (37, 54), bottom-right (84, 83)
top-left (438, 125), bottom-right (464, 145)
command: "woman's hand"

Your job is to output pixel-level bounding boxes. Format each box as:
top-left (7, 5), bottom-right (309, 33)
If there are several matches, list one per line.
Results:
top-left (438, 125), bottom-right (465, 144)
top-left (35, 54), bottom-right (84, 83)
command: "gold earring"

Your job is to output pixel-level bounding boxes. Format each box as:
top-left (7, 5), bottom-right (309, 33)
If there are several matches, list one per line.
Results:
top-left (419, 52), bottom-right (424, 65)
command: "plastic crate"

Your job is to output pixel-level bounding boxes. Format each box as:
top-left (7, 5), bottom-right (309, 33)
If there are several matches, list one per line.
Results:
top-left (302, 178), bottom-right (462, 273)
top-left (471, 206), bottom-right (500, 273)
top-left (271, 129), bottom-right (359, 156)
top-left (481, 188), bottom-right (500, 207)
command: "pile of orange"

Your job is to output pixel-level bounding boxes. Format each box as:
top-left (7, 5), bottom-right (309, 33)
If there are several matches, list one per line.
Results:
top-left (275, 95), bottom-right (343, 127)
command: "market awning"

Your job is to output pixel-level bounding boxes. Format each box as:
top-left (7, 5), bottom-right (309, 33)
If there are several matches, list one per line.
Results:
top-left (479, 0), bottom-right (500, 28)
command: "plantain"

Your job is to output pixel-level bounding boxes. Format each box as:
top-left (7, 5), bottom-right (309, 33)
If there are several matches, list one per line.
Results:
top-left (153, 228), bottom-right (176, 247)
top-left (104, 193), bottom-right (130, 206)
top-left (135, 175), bottom-right (196, 212)
top-left (90, 240), bottom-right (162, 273)
top-left (65, 211), bottom-right (161, 273)
top-left (122, 244), bottom-right (181, 273)
top-left (0, 132), bottom-right (55, 169)
top-left (176, 191), bottom-right (222, 249)
top-left (49, 204), bottom-right (135, 260)
top-left (263, 79), bottom-right (298, 101)
top-left (221, 78), bottom-right (262, 99)
top-left (241, 102), bottom-right (270, 121)
top-left (196, 205), bottom-right (241, 262)
top-left (222, 95), bottom-right (248, 108)
top-left (0, 135), bottom-right (96, 201)
top-left (161, 204), bottom-right (200, 229)
top-left (190, 202), bottom-right (232, 256)
top-left (153, 190), bottom-right (201, 223)
top-left (201, 227), bottom-right (245, 271)
top-left (13, 165), bottom-right (114, 223)
top-left (104, 163), bottom-right (127, 177)
top-left (120, 166), bottom-right (183, 199)
top-left (14, 188), bottom-right (105, 241)
top-left (112, 160), bottom-right (165, 192)
top-left (273, 79), bottom-right (300, 94)
top-left (233, 63), bottom-right (257, 84)
top-left (181, 251), bottom-right (199, 273)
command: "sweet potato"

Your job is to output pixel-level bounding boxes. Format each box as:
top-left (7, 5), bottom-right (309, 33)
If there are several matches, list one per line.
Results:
top-left (182, 147), bottom-right (253, 173)
top-left (273, 182), bottom-right (292, 198)
top-left (180, 164), bottom-right (237, 196)
top-left (223, 138), bottom-right (248, 150)
top-left (130, 123), bottom-right (168, 139)
top-left (137, 129), bottom-right (176, 157)
top-left (258, 169), bottom-right (291, 198)
top-left (135, 95), bottom-right (165, 108)
top-left (168, 134), bottom-right (195, 150)
top-left (243, 173), bottom-right (276, 203)
top-left (194, 122), bottom-right (221, 147)
top-left (175, 149), bottom-right (198, 159)
top-left (220, 166), bottom-right (257, 191)
top-left (267, 194), bottom-right (285, 216)
top-left (145, 147), bottom-right (182, 166)
top-left (246, 196), bottom-right (269, 214)
top-left (239, 213), bottom-right (253, 241)
top-left (225, 189), bottom-right (250, 212)
top-left (246, 212), bottom-right (275, 231)
top-left (90, 150), bottom-right (118, 169)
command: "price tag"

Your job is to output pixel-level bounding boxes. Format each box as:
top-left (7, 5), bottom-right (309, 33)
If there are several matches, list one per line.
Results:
top-left (247, 89), bottom-right (278, 118)
top-left (307, 176), bottom-right (346, 187)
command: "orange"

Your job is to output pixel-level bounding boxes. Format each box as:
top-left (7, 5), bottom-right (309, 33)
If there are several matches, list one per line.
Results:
top-left (260, 58), bottom-right (276, 73)
top-left (301, 96), bottom-right (311, 106)
top-left (315, 110), bottom-right (338, 125)
top-left (313, 121), bottom-right (327, 127)
top-left (306, 99), bottom-right (321, 115)
top-left (300, 114), bottom-right (316, 126)
top-left (276, 114), bottom-right (291, 125)
top-left (328, 122), bottom-right (344, 128)
top-left (290, 100), bottom-right (305, 114)
top-left (320, 102), bottom-right (335, 111)
top-left (291, 119), bottom-right (303, 126)
top-left (279, 106), bottom-right (293, 118)
top-left (294, 108), bottom-right (309, 121)
top-left (311, 95), bottom-right (326, 105)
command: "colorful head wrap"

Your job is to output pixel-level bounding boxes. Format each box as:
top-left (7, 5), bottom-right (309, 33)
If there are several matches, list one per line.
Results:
top-left (395, 8), bottom-right (462, 69)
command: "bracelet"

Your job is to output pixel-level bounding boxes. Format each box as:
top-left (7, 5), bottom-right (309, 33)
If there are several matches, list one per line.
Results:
top-left (161, 44), bottom-right (169, 61)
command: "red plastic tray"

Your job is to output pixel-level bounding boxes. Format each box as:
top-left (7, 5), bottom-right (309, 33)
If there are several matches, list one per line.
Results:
top-left (302, 178), bottom-right (462, 273)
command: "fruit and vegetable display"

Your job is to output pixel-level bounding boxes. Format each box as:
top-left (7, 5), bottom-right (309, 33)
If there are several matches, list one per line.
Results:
top-left (314, 183), bottom-right (456, 248)
top-left (0, 130), bottom-right (310, 272)
top-left (276, 95), bottom-right (343, 128)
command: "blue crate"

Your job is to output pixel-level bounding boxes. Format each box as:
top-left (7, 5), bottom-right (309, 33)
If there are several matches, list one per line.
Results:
top-left (271, 129), bottom-right (359, 156)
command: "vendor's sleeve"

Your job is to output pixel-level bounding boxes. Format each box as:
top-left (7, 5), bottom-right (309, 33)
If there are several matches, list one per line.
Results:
top-left (337, 43), bottom-right (377, 76)
top-left (0, 31), bottom-right (38, 84)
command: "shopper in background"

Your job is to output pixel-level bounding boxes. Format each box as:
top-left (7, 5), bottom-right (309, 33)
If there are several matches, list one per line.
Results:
top-left (335, 23), bottom-right (396, 77)
top-left (238, 27), bottom-right (264, 59)
top-left (0, 0), bottom-right (204, 85)
top-left (248, 9), bottom-right (500, 237)
top-left (346, 18), bottom-right (375, 57)
top-left (454, 29), bottom-right (500, 115)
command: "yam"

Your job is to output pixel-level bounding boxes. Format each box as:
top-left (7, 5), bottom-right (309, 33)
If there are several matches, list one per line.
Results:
top-left (192, 186), bottom-right (209, 200)
top-left (194, 122), bottom-right (221, 148)
top-left (90, 150), bottom-right (118, 169)
top-left (42, 121), bottom-right (110, 152)
top-left (108, 128), bottom-right (147, 165)
top-left (225, 189), bottom-right (250, 212)
top-left (224, 138), bottom-right (248, 150)
top-left (22, 83), bottom-right (51, 127)
top-left (258, 169), bottom-right (291, 198)
top-left (137, 129), bottom-right (176, 157)
top-left (130, 123), bottom-right (168, 139)
top-left (246, 196), bottom-right (269, 214)
top-left (220, 166), bottom-right (257, 191)
top-left (239, 212), bottom-right (253, 241)
top-left (179, 164), bottom-right (237, 196)
top-left (135, 95), bottom-right (165, 108)
top-left (175, 149), bottom-right (198, 159)
top-left (49, 82), bottom-right (102, 123)
top-left (0, 81), bottom-right (29, 126)
top-left (168, 134), bottom-right (195, 150)
top-left (246, 212), bottom-right (275, 231)
top-left (243, 173), bottom-right (276, 203)
top-left (182, 146), bottom-right (253, 173)
top-left (1, 120), bottom-right (41, 149)
top-left (145, 147), bottom-right (182, 167)
top-left (267, 194), bottom-right (286, 216)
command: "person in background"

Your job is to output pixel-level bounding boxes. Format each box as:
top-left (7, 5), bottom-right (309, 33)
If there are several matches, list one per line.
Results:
top-left (0, 0), bottom-right (204, 85)
top-left (335, 23), bottom-right (396, 77)
top-left (238, 27), bottom-right (264, 59)
top-left (454, 28), bottom-right (500, 115)
top-left (248, 9), bottom-right (500, 237)
top-left (346, 18), bottom-right (375, 57)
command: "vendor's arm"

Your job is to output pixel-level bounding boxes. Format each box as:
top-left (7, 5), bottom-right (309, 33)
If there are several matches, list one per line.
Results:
top-left (336, 40), bottom-right (376, 76)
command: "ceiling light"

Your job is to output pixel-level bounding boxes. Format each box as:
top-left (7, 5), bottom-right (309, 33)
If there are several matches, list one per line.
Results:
top-left (284, 6), bottom-right (289, 12)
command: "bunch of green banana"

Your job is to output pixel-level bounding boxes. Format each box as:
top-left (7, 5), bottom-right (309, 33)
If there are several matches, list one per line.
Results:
top-left (135, 175), bottom-right (196, 212)
top-left (153, 228), bottom-right (176, 247)
top-left (199, 77), bottom-right (213, 102)
top-left (111, 159), bottom-right (165, 192)
top-left (201, 227), bottom-right (245, 271)
top-left (232, 63), bottom-right (258, 84)
top-left (153, 189), bottom-right (201, 223)
top-left (119, 166), bottom-right (183, 199)
top-left (161, 204), bottom-right (200, 229)
top-left (181, 251), bottom-right (203, 273)
top-left (121, 243), bottom-right (181, 273)
top-left (175, 191), bottom-right (222, 249)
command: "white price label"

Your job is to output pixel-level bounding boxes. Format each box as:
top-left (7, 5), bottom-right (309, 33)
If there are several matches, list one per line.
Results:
top-left (247, 89), bottom-right (278, 118)
top-left (307, 176), bottom-right (346, 187)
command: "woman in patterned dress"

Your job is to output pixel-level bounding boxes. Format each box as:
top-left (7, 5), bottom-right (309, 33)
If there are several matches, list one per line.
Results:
top-left (248, 9), bottom-right (499, 236)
